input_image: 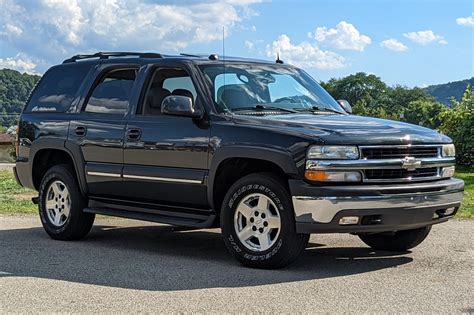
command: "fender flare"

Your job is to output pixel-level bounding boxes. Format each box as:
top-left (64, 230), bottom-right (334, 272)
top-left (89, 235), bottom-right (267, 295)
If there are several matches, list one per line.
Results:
top-left (29, 138), bottom-right (88, 195)
top-left (207, 145), bottom-right (299, 209)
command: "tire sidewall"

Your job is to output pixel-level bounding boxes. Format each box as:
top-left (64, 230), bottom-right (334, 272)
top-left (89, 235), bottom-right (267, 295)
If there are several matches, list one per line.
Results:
top-left (38, 166), bottom-right (83, 237)
top-left (221, 175), bottom-right (298, 265)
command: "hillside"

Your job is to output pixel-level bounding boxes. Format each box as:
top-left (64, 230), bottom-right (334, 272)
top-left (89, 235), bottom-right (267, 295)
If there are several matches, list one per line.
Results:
top-left (0, 69), bottom-right (41, 127)
top-left (424, 77), bottom-right (474, 105)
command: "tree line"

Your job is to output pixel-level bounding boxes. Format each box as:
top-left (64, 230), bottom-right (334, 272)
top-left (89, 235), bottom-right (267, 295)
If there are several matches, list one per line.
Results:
top-left (0, 69), bottom-right (471, 165)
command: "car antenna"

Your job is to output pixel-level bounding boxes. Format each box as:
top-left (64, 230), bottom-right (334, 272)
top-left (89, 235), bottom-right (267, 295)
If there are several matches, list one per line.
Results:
top-left (222, 26), bottom-right (227, 112)
top-left (276, 52), bottom-right (284, 64)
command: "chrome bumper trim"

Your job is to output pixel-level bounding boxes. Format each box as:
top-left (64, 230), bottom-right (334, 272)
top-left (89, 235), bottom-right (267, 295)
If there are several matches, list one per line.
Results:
top-left (292, 189), bottom-right (464, 224)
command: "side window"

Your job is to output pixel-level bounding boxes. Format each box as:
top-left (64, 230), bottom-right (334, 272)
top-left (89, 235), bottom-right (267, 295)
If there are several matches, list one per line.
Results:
top-left (25, 63), bottom-right (92, 113)
top-left (84, 68), bottom-right (136, 115)
top-left (163, 77), bottom-right (197, 100)
top-left (141, 68), bottom-right (197, 116)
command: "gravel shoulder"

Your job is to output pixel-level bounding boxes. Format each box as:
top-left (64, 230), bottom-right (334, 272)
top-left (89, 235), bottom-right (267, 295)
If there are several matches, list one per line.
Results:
top-left (0, 215), bottom-right (473, 313)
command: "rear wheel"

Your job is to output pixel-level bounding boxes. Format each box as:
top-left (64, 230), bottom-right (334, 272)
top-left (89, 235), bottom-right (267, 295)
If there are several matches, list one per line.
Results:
top-left (38, 165), bottom-right (95, 240)
top-left (221, 173), bottom-right (309, 269)
top-left (358, 226), bottom-right (432, 251)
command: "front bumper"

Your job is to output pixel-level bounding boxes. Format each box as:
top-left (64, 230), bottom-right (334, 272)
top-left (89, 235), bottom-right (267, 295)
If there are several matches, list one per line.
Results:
top-left (290, 178), bottom-right (464, 234)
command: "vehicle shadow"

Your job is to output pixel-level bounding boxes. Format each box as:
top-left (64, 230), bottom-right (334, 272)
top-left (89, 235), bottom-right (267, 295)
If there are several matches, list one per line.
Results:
top-left (0, 224), bottom-right (413, 291)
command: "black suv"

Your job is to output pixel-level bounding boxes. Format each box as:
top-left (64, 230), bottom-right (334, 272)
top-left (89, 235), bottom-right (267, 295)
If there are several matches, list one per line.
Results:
top-left (14, 52), bottom-right (464, 268)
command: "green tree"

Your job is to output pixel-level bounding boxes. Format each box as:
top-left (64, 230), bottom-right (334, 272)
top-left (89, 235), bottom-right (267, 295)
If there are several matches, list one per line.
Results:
top-left (0, 69), bottom-right (41, 127)
top-left (402, 99), bottom-right (445, 129)
top-left (439, 85), bottom-right (474, 165)
top-left (321, 72), bottom-right (390, 110)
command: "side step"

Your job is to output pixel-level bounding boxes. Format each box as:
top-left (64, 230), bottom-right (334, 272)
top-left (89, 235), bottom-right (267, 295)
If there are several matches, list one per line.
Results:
top-left (84, 207), bottom-right (216, 228)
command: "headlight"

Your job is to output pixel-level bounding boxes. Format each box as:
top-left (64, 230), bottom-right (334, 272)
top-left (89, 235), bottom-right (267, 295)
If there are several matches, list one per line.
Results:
top-left (307, 145), bottom-right (359, 160)
top-left (442, 144), bottom-right (455, 157)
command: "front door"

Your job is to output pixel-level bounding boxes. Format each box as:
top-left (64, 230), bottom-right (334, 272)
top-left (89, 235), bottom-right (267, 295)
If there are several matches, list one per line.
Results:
top-left (122, 66), bottom-right (210, 208)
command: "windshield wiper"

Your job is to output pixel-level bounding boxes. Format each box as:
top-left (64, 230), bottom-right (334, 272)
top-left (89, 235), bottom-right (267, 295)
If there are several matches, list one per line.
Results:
top-left (294, 105), bottom-right (341, 114)
top-left (233, 104), bottom-right (299, 114)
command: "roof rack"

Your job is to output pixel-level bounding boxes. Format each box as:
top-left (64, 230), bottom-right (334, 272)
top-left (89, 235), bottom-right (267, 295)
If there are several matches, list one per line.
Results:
top-left (62, 52), bottom-right (163, 63)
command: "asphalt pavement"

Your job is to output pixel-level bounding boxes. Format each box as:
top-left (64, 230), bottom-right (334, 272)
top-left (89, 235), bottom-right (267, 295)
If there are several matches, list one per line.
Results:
top-left (0, 215), bottom-right (472, 313)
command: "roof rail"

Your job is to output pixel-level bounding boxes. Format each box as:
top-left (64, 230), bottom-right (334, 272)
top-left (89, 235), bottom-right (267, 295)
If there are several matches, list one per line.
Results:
top-left (62, 52), bottom-right (162, 63)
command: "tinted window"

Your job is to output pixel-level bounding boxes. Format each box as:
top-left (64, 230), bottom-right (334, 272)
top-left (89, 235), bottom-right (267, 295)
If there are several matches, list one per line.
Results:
top-left (141, 68), bottom-right (197, 116)
top-left (84, 69), bottom-right (136, 114)
top-left (25, 64), bottom-right (91, 113)
top-left (163, 77), bottom-right (197, 100)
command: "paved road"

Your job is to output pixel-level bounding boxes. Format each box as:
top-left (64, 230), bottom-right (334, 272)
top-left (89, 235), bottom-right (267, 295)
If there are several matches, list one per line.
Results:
top-left (0, 215), bottom-right (472, 313)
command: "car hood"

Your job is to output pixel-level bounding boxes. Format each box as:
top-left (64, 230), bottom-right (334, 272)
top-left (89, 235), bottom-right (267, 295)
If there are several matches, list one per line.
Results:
top-left (232, 113), bottom-right (451, 145)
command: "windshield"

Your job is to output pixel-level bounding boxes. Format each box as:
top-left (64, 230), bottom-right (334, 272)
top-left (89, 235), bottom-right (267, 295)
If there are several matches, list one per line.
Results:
top-left (199, 63), bottom-right (344, 114)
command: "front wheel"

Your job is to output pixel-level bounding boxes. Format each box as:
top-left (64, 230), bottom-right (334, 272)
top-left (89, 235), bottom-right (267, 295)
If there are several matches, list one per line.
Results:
top-left (358, 226), bottom-right (432, 251)
top-left (220, 173), bottom-right (309, 269)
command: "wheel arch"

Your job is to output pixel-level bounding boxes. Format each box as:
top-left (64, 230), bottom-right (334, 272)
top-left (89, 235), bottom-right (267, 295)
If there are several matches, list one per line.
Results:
top-left (29, 139), bottom-right (87, 195)
top-left (207, 146), bottom-right (300, 212)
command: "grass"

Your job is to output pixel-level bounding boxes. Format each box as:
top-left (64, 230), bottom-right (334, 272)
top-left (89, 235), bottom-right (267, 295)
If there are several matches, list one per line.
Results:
top-left (0, 168), bottom-right (473, 218)
top-left (454, 166), bottom-right (473, 219)
top-left (0, 170), bottom-right (37, 214)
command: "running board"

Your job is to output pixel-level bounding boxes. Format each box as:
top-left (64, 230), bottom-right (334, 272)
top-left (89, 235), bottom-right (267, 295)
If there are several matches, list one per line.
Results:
top-left (84, 207), bottom-right (216, 228)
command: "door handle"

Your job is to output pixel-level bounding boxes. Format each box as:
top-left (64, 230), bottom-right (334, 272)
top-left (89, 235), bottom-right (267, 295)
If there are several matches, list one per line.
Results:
top-left (75, 126), bottom-right (87, 137)
top-left (127, 128), bottom-right (141, 140)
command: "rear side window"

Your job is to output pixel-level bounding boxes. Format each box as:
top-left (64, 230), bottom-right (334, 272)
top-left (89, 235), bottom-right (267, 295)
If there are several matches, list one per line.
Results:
top-left (84, 68), bottom-right (136, 115)
top-left (25, 64), bottom-right (92, 113)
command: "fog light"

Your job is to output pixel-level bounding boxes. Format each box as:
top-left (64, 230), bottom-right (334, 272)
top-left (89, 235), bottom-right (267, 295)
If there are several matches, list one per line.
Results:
top-left (444, 207), bottom-right (456, 215)
top-left (339, 216), bottom-right (359, 225)
top-left (441, 166), bottom-right (455, 178)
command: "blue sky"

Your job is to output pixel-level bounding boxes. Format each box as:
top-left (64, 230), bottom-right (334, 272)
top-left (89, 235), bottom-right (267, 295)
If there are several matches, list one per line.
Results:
top-left (0, 0), bottom-right (472, 87)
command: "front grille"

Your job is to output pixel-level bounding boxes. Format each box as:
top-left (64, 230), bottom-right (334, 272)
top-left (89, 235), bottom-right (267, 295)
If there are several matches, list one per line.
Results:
top-left (361, 146), bottom-right (439, 159)
top-left (365, 167), bottom-right (439, 180)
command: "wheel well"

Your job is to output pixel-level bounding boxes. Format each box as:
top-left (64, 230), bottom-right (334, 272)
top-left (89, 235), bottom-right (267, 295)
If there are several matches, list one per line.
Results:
top-left (32, 149), bottom-right (75, 190)
top-left (212, 158), bottom-right (289, 214)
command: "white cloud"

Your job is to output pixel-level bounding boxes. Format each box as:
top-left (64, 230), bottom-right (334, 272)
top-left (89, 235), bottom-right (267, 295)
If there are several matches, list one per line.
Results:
top-left (403, 30), bottom-right (445, 45)
top-left (380, 39), bottom-right (408, 52)
top-left (244, 40), bottom-right (254, 50)
top-left (0, 53), bottom-right (38, 74)
top-left (0, 0), bottom-right (261, 64)
top-left (266, 34), bottom-right (345, 70)
top-left (311, 21), bottom-right (371, 52)
top-left (456, 13), bottom-right (474, 27)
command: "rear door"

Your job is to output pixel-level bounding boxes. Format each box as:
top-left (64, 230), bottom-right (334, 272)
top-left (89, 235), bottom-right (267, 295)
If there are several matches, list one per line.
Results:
top-left (121, 64), bottom-right (210, 208)
top-left (69, 65), bottom-right (138, 198)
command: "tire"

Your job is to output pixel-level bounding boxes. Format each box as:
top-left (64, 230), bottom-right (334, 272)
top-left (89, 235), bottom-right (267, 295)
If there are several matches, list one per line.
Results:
top-left (358, 226), bottom-right (432, 251)
top-left (220, 173), bottom-right (309, 269)
top-left (38, 164), bottom-right (95, 240)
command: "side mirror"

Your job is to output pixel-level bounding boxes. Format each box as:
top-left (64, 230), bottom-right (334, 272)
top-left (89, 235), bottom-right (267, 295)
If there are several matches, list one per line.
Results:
top-left (161, 95), bottom-right (202, 118)
top-left (337, 99), bottom-right (352, 114)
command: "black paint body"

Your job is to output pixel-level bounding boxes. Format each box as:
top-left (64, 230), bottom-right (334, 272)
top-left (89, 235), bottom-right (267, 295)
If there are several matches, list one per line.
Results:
top-left (15, 56), bottom-right (453, 227)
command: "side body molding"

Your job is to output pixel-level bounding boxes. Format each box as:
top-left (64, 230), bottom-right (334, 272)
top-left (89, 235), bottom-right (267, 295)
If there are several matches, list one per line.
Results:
top-left (207, 145), bottom-right (299, 209)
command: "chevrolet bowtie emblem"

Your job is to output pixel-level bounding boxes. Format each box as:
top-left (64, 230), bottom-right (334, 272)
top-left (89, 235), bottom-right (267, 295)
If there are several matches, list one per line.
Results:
top-left (401, 157), bottom-right (422, 171)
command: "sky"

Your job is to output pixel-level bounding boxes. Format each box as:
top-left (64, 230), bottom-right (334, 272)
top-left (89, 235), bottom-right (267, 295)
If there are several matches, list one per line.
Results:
top-left (0, 0), bottom-right (473, 87)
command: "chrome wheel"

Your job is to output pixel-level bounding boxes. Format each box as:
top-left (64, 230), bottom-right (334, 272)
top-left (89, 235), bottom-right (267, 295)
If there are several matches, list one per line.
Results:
top-left (234, 193), bottom-right (281, 252)
top-left (45, 180), bottom-right (71, 227)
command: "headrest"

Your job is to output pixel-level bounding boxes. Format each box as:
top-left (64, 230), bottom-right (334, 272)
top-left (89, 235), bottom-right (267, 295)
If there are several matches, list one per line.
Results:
top-left (172, 89), bottom-right (194, 99)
